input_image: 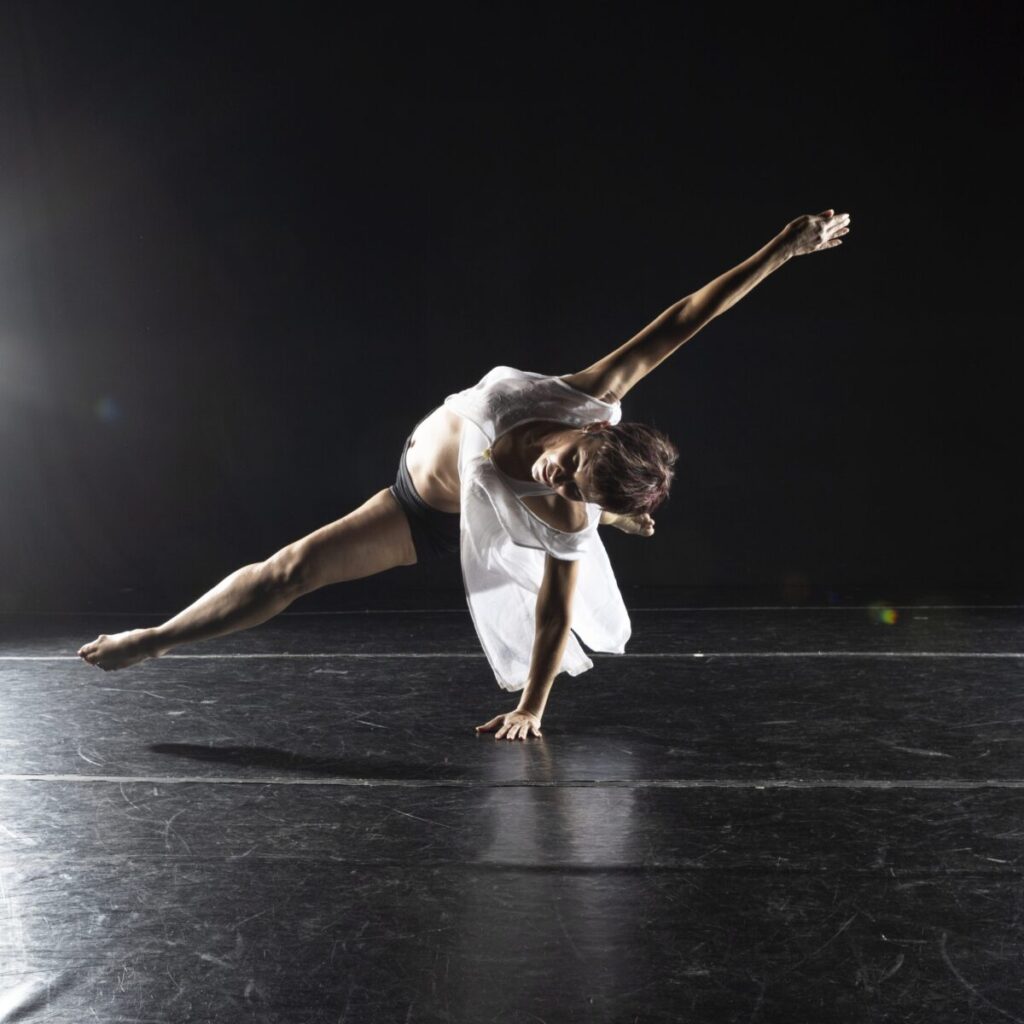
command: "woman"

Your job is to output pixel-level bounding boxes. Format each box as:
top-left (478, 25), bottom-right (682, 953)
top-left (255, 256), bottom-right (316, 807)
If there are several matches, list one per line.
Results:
top-left (78, 208), bottom-right (851, 740)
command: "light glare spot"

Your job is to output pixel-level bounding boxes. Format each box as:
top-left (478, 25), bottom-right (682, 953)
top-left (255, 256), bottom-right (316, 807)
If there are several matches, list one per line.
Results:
top-left (94, 395), bottom-right (121, 423)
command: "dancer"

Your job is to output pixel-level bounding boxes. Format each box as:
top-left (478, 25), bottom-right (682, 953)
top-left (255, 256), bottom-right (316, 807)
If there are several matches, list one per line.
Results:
top-left (78, 209), bottom-right (851, 739)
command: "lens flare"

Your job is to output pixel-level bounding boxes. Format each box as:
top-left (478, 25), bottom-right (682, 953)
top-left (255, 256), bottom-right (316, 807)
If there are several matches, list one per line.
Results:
top-left (93, 396), bottom-right (121, 423)
top-left (868, 601), bottom-right (899, 625)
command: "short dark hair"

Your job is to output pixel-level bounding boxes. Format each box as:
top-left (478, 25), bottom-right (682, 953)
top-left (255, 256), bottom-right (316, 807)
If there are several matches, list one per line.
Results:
top-left (585, 422), bottom-right (678, 516)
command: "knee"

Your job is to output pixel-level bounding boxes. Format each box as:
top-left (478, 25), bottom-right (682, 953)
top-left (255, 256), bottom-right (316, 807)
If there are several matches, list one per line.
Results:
top-left (261, 545), bottom-right (315, 595)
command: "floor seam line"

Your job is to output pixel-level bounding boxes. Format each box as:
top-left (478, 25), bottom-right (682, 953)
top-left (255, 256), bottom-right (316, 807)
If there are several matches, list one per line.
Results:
top-left (8, 651), bottom-right (1024, 661)
top-left (2, 775), bottom-right (1023, 788)
top-left (9, 604), bottom-right (1023, 615)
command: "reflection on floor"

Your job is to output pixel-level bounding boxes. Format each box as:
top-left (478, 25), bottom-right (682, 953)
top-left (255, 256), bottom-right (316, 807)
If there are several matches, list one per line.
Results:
top-left (1, 604), bottom-right (1022, 1022)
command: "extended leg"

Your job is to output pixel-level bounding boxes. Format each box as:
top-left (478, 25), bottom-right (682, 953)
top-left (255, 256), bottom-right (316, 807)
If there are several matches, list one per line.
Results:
top-left (78, 488), bottom-right (417, 671)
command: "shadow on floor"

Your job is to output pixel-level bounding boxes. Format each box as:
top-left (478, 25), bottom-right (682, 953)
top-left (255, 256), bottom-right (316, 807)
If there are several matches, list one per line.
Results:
top-left (149, 743), bottom-right (455, 780)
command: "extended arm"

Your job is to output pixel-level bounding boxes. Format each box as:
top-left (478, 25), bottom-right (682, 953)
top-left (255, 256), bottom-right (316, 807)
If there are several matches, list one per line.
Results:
top-left (475, 554), bottom-right (580, 739)
top-left (565, 209), bottom-right (851, 401)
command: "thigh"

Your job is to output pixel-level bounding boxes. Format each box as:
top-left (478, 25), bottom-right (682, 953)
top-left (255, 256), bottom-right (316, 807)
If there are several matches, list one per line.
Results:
top-left (269, 488), bottom-right (417, 593)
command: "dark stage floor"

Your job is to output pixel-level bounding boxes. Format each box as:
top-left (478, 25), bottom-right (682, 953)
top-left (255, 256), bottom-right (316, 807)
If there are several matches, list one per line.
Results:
top-left (1, 603), bottom-right (1022, 1022)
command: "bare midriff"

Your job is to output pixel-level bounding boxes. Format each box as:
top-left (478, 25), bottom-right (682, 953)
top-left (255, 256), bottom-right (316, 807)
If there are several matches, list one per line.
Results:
top-left (405, 405), bottom-right (464, 513)
top-left (403, 374), bottom-right (613, 518)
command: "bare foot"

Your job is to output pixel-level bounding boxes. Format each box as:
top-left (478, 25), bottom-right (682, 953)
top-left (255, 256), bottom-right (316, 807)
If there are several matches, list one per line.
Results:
top-left (77, 629), bottom-right (167, 671)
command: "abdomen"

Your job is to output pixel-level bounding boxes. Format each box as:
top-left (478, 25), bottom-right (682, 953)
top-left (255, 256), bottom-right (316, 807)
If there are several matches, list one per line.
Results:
top-left (404, 406), bottom-right (463, 513)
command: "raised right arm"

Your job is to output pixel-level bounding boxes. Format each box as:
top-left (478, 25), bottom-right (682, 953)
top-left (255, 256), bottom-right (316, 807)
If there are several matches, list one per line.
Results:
top-left (563, 209), bottom-right (851, 402)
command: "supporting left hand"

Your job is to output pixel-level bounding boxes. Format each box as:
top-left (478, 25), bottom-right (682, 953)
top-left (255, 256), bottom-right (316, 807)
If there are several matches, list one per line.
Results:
top-left (475, 709), bottom-right (543, 740)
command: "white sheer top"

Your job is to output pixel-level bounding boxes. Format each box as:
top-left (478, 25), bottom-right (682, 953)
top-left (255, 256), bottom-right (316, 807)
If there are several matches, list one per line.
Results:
top-left (443, 365), bottom-right (632, 692)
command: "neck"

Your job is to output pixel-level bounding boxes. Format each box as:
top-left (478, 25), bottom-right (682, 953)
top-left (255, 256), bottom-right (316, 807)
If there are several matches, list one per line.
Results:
top-left (520, 422), bottom-right (566, 461)
top-left (496, 421), bottom-right (568, 480)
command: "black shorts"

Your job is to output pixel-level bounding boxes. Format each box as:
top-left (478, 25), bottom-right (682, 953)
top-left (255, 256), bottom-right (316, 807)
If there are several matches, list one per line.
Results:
top-left (388, 425), bottom-right (461, 562)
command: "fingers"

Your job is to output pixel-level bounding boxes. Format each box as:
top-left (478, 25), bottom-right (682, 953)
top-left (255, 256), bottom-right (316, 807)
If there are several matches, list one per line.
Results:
top-left (476, 714), bottom-right (543, 740)
top-left (509, 720), bottom-right (543, 740)
top-left (621, 513), bottom-right (655, 536)
top-left (790, 210), bottom-right (852, 259)
top-left (813, 211), bottom-right (851, 252)
top-left (502, 721), bottom-right (542, 741)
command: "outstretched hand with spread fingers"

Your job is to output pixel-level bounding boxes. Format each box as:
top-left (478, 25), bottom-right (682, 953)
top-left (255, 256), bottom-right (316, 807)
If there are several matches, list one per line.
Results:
top-left (784, 208), bottom-right (851, 257)
top-left (476, 709), bottom-right (543, 741)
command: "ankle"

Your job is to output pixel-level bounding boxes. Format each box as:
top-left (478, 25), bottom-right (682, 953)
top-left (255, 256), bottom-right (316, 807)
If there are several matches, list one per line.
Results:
top-left (146, 626), bottom-right (172, 657)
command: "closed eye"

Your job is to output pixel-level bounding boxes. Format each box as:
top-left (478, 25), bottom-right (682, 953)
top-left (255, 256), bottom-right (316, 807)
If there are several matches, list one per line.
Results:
top-left (569, 452), bottom-right (585, 501)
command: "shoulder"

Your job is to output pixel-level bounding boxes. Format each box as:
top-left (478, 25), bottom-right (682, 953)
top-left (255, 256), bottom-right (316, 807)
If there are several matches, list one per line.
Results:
top-left (558, 372), bottom-right (621, 406)
top-left (521, 493), bottom-right (590, 533)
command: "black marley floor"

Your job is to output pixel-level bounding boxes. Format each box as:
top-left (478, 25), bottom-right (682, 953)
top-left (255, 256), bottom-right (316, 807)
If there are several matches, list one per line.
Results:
top-left (1, 602), bottom-right (1022, 1023)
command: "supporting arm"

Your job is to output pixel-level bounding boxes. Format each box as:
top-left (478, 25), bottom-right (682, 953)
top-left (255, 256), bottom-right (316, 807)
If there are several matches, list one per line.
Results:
top-left (475, 554), bottom-right (582, 739)
top-left (516, 555), bottom-right (581, 720)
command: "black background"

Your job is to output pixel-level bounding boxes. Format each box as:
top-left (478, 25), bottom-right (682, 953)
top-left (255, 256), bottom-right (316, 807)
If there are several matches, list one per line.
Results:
top-left (1, 1), bottom-right (1021, 611)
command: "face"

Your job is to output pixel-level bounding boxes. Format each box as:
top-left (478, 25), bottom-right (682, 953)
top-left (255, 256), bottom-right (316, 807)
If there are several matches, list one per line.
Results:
top-left (531, 427), bottom-right (604, 504)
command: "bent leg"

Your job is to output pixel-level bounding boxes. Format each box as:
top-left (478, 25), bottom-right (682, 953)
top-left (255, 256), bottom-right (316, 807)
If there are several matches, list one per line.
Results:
top-left (78, 489), bottom-right (417, 671)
